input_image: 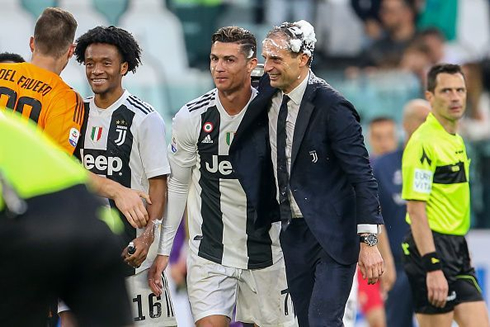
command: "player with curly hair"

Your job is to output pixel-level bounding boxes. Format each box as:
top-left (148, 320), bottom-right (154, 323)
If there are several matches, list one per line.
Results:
top-left (59, 26), bottom-right (176, 327)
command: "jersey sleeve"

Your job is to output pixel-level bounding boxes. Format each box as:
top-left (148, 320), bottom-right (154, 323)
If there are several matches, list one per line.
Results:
top-left (402, 136), bottom-right (436, 201)
top-left (43, 90), bottom-right (84, 155)
top-left (168, 106), bottom-right (199, 167)
top-left (138, 111), bottom-right (171, 179)
top-left (158, 106), bottom-right (198, 255)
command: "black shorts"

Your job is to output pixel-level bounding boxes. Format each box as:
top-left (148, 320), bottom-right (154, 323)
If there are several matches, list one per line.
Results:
top-left (0, 184), bottom-right (132, 327)
top-left (402, 231), bottom-right (483, 314)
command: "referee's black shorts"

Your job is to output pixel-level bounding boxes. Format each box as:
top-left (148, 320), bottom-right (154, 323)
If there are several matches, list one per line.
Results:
top-left (402, 231), bottom-right (483, 314)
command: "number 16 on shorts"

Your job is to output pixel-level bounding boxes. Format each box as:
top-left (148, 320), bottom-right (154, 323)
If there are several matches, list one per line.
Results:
top-left (127, 270), bottom-right (177, 326)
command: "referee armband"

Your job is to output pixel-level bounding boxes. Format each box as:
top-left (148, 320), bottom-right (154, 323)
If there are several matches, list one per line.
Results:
top-left (422, 252), bottom-right (442, 272)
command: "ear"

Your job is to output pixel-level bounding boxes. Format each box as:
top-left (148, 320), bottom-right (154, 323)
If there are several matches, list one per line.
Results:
top-left (29, 36), bottom-right (35, 52)
top-left (425, 90), bottom-right (433, 102)
top-left (247, 57), bottom-right (258, 74)
top-left (67, 43), bottom-right (75, 59)
top-left (299, 53), bottom-right (310, 68)
top-left (121, 61), bottom-right (129, 75)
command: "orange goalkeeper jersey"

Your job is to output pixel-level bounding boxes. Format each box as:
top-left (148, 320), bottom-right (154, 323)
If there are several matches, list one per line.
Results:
top-left (0, 62), bottom-right (84, 154)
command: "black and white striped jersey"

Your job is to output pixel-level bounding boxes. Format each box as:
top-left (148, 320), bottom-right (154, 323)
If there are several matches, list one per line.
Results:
top-left (76, 90), bottom-right (170, 275)
top-left (165, 88), bottom-right (282, 269)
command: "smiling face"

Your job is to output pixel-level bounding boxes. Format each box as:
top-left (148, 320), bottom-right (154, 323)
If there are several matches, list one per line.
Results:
top-left (84, 43), bottom-right (128, 99)
top-left (425, 72), bottom-right (467, 125)
top-left (262, 35), bottom-right (309, 94)
top-left (209, 41), bottom-right (256, 95)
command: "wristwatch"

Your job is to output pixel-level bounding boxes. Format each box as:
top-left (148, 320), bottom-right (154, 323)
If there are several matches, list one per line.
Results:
top-left (360, 233), bottom-right (378, 246)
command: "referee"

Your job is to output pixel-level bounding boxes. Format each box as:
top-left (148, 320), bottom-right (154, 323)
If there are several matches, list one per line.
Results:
top-left (0, 112), bottom-right (132, 327)
top-left (401, 64), bottom-right (490, 327)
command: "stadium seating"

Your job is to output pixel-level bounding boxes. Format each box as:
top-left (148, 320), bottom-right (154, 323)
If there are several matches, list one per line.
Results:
top-left (92, 0), bottom-right (128, 26)
top-left (21, 0), bottom-right (57, 18)
top-left (58, 0), bottom-right (108, 37)
top-left (0, 0), bottom-right (34, 59)
top-left (119, 0), bottom-right (212, 114)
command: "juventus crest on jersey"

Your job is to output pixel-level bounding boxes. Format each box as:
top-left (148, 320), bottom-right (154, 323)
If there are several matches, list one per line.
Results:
top-left (169, 88), bottom-right (282, 270)
top-left (76, 90), bottom-right (170, 275)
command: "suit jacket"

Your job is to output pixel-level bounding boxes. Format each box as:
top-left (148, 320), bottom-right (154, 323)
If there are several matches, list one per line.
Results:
top-left (230, 72), bottom-right (383, 265)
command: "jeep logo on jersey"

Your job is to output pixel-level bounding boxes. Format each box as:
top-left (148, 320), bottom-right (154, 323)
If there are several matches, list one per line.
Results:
top-left (114, 120), bottom-right (128, 146)
top-left (80, 148), bottom-right (123, 176)
top-left (204, 154), bottom-right (235, 177)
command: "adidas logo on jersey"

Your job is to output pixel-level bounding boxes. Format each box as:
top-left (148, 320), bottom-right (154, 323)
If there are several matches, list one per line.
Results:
top-left (201, 135), bottom-right (213, 144)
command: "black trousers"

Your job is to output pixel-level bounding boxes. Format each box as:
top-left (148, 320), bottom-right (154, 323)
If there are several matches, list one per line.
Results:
top-left (280, 219), bottom-right (356, 327)
top-left (0, 184), bottom-right (132, 327)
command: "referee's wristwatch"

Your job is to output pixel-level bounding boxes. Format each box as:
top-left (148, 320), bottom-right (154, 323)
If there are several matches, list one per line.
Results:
top-left (360, 233), bottom-right (378, 246)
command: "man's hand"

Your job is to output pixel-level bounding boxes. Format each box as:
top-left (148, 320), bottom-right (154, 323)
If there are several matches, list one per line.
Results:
top-left (148, 255), bottom-right (169, 296)
top-left (358, 243), bottom-right (384, 285)
top-left (114, 185), bottom-right (151, 229)
top-left (89, 173), bottom-right (151, 229)
top-left (426, 270), bottom-right (448, 308)
top-left (380, 257), bottom-right (396, 298)
top-left (59, 310), bottom-right (78, 327)
top-left (123, 230), bottom-right (155, 268)
top-left (170, 253), bottom-right (187, 288)
top-left (377, 226), bottom-right (396, 297)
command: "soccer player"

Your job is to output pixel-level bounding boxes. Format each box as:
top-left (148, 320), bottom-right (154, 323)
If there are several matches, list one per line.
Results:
top-left (0, 9), bottom-right (85, 325)
top-left (0, 8), bottom-right (148, 230)
top-left (0, 112), bottom-right (132, 327)
top-left (402, 63), bottom-right (490, 327)
top-left (0, 7), bottom-right (83, 154)
top-left (59, 26), bottom-right (176, 326)
top-left (149, 26), bottom-right (296, 327)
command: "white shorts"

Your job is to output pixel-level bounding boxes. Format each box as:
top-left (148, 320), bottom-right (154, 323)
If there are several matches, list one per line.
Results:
top-left (126, 269), bottom-right (177, 326)
top-left (187, 251), bottom-right (298, 327)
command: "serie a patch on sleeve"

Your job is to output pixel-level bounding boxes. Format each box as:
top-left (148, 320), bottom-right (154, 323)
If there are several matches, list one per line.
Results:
top-left (69, 128), bottom-right (80, 147)
top-left (413, 168), bottom-right (432, 194)
top-left (170, 136), bottom-right (178, 154)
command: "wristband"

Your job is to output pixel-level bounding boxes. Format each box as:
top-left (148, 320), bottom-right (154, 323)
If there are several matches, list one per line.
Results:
top-left (421, 252), bottom-right (442, 272)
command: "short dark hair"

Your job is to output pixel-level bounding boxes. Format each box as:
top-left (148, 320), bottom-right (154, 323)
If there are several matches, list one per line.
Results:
top-left (75, 26), bottom-right (142, 75)
top-left (427, 63), bottom-right (465, 92)
top-left (34, 7), bottom-right (77, 59)
top-left (0, 52), bottom-right (25, 63)
top-left (212, 26), bottom-right (257, 59)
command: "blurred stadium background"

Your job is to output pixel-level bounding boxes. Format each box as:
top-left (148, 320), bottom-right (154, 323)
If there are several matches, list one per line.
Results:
top-left (1, 0), bottom-right (489, 324)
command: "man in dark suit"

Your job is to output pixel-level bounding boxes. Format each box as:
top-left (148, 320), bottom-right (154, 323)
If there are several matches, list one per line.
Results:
top-left (229, 20), bottom-right (384, 326)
